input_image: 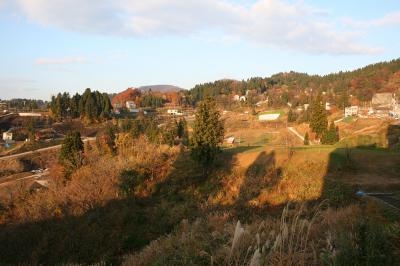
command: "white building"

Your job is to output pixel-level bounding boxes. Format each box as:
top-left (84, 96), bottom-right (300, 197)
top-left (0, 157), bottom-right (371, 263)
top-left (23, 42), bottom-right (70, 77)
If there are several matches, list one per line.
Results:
top-left (126, 101), bottom-right (136, 110)
top-left (233, 95), bottom-right (240, 101)
top-left (259, 113), bottom-right (280, 121)
top-left (18, 113), bottom-right (42, 117)
top-left (2, 132), bottom-right (13, 141)
top-left (325, 102), bottom-right (331, 111)
top-left (390, 98), bottom-right (400, 118)
top-left (304, 104), bottom-right (310, 111)
top-left (225, 136), bottom-right (235, 144)
top-left (345, 106), bottom-right (359, 117)
top-left (372, 93), bottom-right (393, 109)
top-left (239, 96), bottom-right (247, 102)
top-left (167, 109), bottom-right (183, 116)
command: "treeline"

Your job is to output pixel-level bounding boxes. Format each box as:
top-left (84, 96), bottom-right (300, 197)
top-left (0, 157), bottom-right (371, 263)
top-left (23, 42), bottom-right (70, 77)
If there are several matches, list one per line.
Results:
top-left (140, 94), bottom-right (165, 108)
top-left (50, 89), bottom-right (112, 122)
top-left (114, 116), bottom-right (188, 147)
top-left (186, 78), bottom-right (269, 104)
top-left (186, 58), bottom-right (400, 107)
top-left (2, 99), bottom-right (48, 110)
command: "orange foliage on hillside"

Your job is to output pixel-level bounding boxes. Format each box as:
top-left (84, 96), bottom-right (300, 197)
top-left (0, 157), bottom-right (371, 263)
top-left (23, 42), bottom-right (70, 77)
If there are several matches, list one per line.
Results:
top-left (111, 88), bottom-right (141, 108)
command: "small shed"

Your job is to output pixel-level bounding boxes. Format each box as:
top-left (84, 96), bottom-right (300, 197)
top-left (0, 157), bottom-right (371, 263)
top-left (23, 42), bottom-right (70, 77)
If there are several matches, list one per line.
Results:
top-left (2, 132), bottom-right (12, 141)
top-left (226, 136), bottom-right (235, 144)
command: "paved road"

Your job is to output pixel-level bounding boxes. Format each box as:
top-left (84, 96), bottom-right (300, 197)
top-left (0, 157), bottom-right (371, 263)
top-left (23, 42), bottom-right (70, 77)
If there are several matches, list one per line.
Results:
top-left (0, 113), bottom-right (18, 118)
top-left (0, 170), bottom-right (50, 187)
top-left (0, 137), bottom-right (96, 161)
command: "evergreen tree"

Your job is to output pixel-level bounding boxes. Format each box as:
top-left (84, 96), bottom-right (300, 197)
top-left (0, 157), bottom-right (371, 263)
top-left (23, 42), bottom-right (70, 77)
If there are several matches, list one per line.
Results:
top-left (322, 121), bottom-right (338, 144)
top-left (310, 94), bottom-right (328, 138)
top-left (287, 108), bottom-right (297, 123)
top-left (84, 93), bottom-right (98, 122)
top-left (59, 131), bottom-right (84, 175)
top-left (304, 132), bottom-right (310, 145)
top-left (335, 125), bottom-right (340, 142)
top-left (190, 97), bottom-right (224, 176)
top-left (27, 118), bottom-right (36, 142)
top-left (176, 118), bottom-right (189, 145)
top-left (79, 88), bottom-right (92, 116)
top-left (101, 93), bottom-right (112, 119)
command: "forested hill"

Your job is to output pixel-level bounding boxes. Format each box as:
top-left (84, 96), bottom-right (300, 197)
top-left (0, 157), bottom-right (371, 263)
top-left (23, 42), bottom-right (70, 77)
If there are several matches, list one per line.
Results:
top-left (187, 58), bottom-right (400, 104)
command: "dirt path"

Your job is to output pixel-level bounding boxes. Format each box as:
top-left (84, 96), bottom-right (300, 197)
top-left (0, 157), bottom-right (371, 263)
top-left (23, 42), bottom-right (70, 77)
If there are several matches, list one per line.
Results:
top-left (288, 127), bottom-right (313, 145)
top-left (369, 194), bottom-right (400, 212)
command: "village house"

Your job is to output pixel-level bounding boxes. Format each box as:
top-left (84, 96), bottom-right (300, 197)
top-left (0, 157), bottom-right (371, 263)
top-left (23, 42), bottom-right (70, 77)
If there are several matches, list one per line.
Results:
top-left (239, 96), bottom-right (247, 102)
top-left (390, 93), bottom-right (400, 118)
top-left (225, 136), bottom-right (235, 145)
top-left (126, 101), bottom-right (136, 110)
top-left (325, 102), bottom-right (331, 111)
top-left (2, 131), bottom-right (13, 141)
top-left (372, 93), bottom-right (394, 109)
top-left (345, 106), bottom-right (359, 117)
top-left (233, 95), bottom-right (240, 101)
top-left (0, 101), bottom-right (7, 111)
top-left (167, 109), bottom-right (183, 116)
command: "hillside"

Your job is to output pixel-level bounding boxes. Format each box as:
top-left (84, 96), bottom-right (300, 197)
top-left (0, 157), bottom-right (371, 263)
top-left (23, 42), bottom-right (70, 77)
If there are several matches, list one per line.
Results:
top-left (187, 58), bottom-right (400, 106)
top-left (111, 87), bottom-right (141, 107)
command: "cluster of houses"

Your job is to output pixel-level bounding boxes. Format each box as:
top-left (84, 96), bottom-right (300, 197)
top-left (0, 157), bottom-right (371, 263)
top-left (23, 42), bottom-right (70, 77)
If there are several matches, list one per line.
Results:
top-left (0, 101), bottom-right (7, 113)
top-left (167, 109), bottom-right (183, 116)
top-left (233, 94), bottom-right (247, 102)
top-left (345, 93), bottom-right (400, 119)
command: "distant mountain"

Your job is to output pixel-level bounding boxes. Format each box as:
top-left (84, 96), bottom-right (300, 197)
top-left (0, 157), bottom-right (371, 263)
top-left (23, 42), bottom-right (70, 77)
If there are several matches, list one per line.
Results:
top-left (138, 85), bottom-right (184, 93)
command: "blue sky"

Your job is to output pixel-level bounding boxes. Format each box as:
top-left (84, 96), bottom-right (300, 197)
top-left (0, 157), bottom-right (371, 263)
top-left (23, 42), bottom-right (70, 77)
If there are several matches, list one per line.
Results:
top-left (0, 0), bottom-right (399, 100)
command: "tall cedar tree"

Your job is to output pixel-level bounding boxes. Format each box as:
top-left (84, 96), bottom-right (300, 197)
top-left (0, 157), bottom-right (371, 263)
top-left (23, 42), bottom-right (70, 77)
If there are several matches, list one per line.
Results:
top-left (322, 121), bottom-right (339, 144)
top-left (304, 132), bottom-right (310, 145)
top-left (287, 108), bottom-right (297, 123)
top-left (27, 118), bottom-right (36, 142)
top-left (310, 94), bottom-right (328, 138)
top-left (59, 131), bottom-right (84, 175)
top-left (191, 98), bottom-right (224, 176)
top-left (177, 118), bottom-right (189, 145)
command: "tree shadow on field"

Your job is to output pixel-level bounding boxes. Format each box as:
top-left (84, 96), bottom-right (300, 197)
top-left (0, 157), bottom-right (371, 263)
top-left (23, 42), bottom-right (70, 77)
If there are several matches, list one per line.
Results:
top-left (387, 124), bottom-right (400, 149)
top-left (321, 124), bottom-right (400, 207)
top-left (238, 151), bottom-right (281, 204)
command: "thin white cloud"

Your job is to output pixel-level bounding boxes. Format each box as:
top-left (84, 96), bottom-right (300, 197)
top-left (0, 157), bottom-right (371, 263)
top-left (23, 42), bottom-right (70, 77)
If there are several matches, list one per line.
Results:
top-left (343, 11), bottom-right (400, 28)
top-left (10, 0), bottom-right (384, 55)
top-left (35, 56), bottom-right (87, 65)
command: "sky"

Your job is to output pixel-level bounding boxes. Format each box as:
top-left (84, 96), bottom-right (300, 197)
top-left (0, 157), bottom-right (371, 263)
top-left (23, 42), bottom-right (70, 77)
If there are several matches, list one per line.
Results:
top-left (0, 0), bottom-right (399, 100)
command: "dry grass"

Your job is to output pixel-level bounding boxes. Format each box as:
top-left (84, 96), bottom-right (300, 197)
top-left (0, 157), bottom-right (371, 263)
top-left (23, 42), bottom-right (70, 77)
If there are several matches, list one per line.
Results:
top-left (210, 148), bottom-right (330, 207)
top-left (123, 202), bottom-right (399, 266)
